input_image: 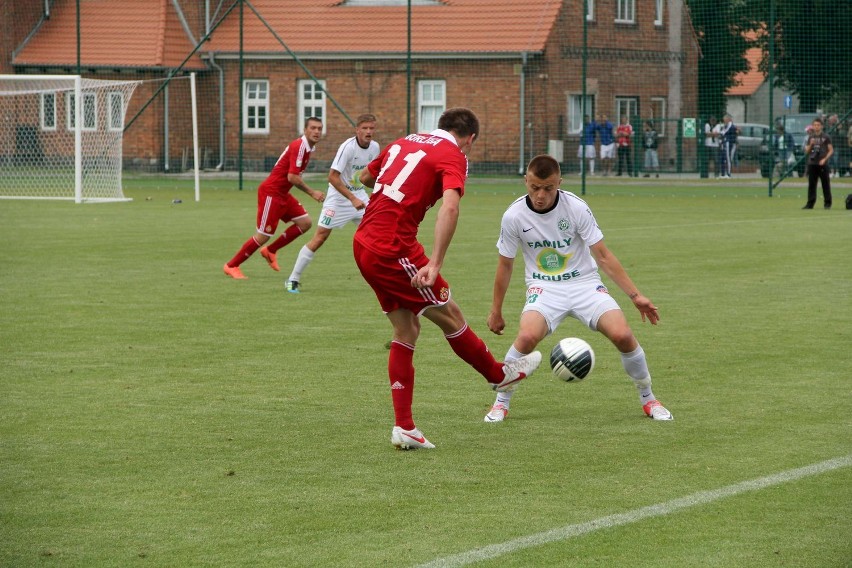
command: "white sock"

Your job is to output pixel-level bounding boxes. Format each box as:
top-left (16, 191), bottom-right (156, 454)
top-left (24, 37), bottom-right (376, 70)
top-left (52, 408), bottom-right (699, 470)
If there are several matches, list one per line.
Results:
top-left (495, 345), bottom-right (525, 407)
top-left (288, 245), bottom-right (314, 282)
top-left (620, 345), bottom-right (655, 403)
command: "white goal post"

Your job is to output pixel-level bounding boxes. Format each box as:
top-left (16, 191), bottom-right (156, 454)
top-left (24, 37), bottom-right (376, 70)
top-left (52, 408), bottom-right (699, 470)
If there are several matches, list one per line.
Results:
top-left (0, 75), bottom-right (141, 203)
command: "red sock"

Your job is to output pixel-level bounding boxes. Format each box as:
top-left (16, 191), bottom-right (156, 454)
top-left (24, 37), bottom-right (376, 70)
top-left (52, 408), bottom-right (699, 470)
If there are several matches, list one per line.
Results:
top-left (227, 236), bottom-right (261, 267)
top-left (267, 224), bottom-right (304, 254)
top-left (445, 324), bottom-right (504, 384)
top-left (388, 341), bottom-right (416, 430)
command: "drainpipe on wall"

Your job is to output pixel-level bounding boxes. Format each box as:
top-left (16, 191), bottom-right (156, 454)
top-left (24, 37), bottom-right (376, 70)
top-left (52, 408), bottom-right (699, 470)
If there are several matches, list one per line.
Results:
top-left (208, 53), bottom-right (225, 170)
top-left (164, 76), bottom-right (169, 172)
top-left (518, 51), bottom-right (527, 175)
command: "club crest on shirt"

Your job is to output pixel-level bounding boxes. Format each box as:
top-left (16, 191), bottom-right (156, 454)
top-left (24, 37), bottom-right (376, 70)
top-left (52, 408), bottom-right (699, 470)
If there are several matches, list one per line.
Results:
top-left (439, 287), bottom-right (449, 301)
top-left (558, 218), bottom-right (570, 232)
top-left (265, 224), bottom-right (273, 232)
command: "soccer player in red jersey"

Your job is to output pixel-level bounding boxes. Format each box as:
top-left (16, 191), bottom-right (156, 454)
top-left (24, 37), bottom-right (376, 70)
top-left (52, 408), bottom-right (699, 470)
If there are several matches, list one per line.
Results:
top-left (223, 117), bottom-right (325, 279)
top-left (354, 107), bottom-right (543, 450)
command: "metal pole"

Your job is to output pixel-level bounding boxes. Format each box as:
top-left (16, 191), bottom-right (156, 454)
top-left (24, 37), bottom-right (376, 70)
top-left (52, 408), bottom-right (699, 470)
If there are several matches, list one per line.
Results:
top-left (581, 0), bottom-right (587, 194)
top-left (518, 52), bottom-right (526, 174)
top-left (191, 72), bottom-right (200, 201)
top-left (768, 0), bottom-right (775, 197)
top-left (76, 0), bottom-right (81, 75)
top-left (406, 0), bottom-right (412, 134)
top-left (238, 0), bottom-right (244, 190)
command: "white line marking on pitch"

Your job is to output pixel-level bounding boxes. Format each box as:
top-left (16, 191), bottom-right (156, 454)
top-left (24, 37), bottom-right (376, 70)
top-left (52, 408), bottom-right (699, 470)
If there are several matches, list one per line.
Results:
top-left (416, 455), bottom-right (852, 568)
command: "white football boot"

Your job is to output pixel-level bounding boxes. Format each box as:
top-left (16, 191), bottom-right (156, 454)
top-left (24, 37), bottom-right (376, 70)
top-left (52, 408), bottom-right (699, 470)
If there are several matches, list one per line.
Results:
top-left (493, 351), bottom-right (542, 392)
top-left (391, 426), bottom-right (435, 450)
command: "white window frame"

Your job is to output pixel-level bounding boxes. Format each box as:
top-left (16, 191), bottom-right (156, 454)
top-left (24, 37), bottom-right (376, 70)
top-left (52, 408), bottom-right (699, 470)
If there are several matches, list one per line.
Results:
top-left (568, 94), bottom-right (595, 134)
top-left (108, 92), bottom-right (124, 132)
top-left (654, 0), bottom-right (664, 26)
top-left (650, 97), bottom-right (667, 137)
top-left (615, 97), bottom-right (639, 126)
top-left (417, 80), bottom-right (446, 133)
top-left (616, 0), bottom-right (635, 23)
top-left (585, 0), bottom-right (595, 21)
top-left (40, 92), bottom-right (56, 131)
top-left (243, 79), bottom-right (270, 134)
top-left (298, 79), bottom-right (326, 134)
top-left (66, 91), bottom-right (97, 131)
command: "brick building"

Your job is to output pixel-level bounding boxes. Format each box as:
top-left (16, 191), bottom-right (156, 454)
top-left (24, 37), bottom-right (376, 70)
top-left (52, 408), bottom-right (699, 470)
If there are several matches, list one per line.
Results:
top-left (6, 0), bottom-right (699, 173)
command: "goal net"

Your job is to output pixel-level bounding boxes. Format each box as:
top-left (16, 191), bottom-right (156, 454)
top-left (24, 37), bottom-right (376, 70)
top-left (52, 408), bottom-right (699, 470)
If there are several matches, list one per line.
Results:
top-left (0, 75), bottom-right (140, 203)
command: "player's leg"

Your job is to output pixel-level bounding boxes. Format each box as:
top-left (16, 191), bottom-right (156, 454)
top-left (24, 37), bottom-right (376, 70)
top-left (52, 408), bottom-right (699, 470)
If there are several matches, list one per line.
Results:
top-left (287, 226), bottom-right (331, 286)
top-left (423, 299), bottom-right (541, 391)
top-left (820, 165), bottom-right (832, 208)
top-left (596, 309), bottom-right (672, 420)
top-left (804, 168), bottom-right (818, 208)
top-left (485, 310), bottom-right (549, 422)
top-left (224, 194), bottom-right (277, 278)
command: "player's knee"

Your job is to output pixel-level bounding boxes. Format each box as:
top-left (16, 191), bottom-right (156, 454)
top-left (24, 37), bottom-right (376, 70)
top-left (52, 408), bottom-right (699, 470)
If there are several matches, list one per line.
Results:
top-left (609, 329), bottom-right (637, 352)
top-left (514, 329), bottom-right (541, 353)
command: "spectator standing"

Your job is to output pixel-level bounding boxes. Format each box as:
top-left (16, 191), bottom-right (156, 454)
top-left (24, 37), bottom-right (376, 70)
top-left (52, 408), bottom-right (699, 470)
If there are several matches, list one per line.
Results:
top-left (284, 114), bottom-right (380, 293)
top-left (704, 116), bottom-right (721, 178)
top-left (223, 118), bottom-right (325, 280)
top-left (642, 120), bottom-right (660, 178)
top-left (615, 115), bottom-right (634, 176)
top-left (719, 114), bottom-right (738, 179)
top-left (577, 115), bottom-right (597, 176)
top-left (802, 117), bottom-right (833, 209)
top-left (772, 124), bottom-right (796, 178)
top-left (597, 113), bottom-right (616, 176)
top-left (354, 107), bottom-right (542, 450)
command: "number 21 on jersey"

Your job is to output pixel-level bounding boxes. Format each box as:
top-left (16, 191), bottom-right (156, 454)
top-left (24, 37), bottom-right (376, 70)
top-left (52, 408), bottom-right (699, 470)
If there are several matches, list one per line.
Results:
top-left (374, 145), bottom-right (427, 203)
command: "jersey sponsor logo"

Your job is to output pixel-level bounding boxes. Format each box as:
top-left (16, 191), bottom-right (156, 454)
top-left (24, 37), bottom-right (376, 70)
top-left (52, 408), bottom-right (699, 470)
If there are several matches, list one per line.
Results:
top-left (532, 269), bottom-right (581, 282)
top-left (535, 248), bottom-right (573, 275)
top-left (323, 208), bottom-right (336, 217)
top-left (404, 133), bottom-right (443, 146)
top-left (527, 238), bottom-right (572, 250)
top-left (522, 227), bottom-right (533, 233)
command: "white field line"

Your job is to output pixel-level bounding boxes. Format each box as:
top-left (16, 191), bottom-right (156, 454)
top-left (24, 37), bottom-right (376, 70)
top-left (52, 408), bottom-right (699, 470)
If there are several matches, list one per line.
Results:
top-left (416, 455), bottom-right (852, 568)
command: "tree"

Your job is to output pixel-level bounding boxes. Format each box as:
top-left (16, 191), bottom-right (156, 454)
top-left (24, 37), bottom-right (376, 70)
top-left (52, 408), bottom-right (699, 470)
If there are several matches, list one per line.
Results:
top-left (685, 0), bottom-right (755, 120)
top-left (766, 0), bottom-right (852, 113)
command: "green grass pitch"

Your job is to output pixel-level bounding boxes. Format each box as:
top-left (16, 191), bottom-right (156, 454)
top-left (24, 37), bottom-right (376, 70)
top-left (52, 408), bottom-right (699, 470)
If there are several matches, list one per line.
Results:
top-left (1, 174), bottom-right (850, 566)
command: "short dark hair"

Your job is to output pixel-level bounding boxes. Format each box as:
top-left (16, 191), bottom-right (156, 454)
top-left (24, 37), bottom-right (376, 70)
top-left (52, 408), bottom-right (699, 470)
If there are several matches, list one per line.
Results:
top-left (527, 154), bottom-right (561, 179)
top-left (437, 107), bottom-right (480, 138)
top-left (305, 116), bottom-right (323, 127)
top-left (813, 117), bottom-right (824, 125)
top-left (356, 113), bottom-right (376, 126)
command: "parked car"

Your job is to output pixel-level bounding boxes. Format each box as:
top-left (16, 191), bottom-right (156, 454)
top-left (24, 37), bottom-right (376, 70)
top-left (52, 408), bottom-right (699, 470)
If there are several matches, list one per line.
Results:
top-left (736, 123), bottom-right (770, 160)
top-left (759, 113), bottom-right (819, 178)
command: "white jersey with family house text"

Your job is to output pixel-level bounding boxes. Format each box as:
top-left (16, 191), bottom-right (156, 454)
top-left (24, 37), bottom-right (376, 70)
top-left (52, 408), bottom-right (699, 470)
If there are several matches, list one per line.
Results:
top-left (497, 190), bottom-right (604, 286)
top-left (327, 136), bottom-right (381, 198)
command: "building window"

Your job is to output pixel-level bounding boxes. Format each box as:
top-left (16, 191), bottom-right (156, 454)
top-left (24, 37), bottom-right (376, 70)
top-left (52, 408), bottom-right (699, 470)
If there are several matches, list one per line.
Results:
top-left (40, 92), bottom-right (56, 131)
top-left (586, 0), bottom-right (595, 21)
top-left (67, 92), bottom-right (97, 131)
top-left (650, 97), bottom-right (667, 136)
top-left (654, 0), bottom-right (664, 26)
top-left (298, 79), bottom-right (326, 133)
top-left (243, 80), bottom-right (270, 134)
top-left (616, 0), bottom-right (635, 23)
top-left (568, 94), bottom-right (595, 134)
top-left (108, 92), bottom-right (124, 132)
top-left (615, 97), bottom-right (639, 126)
top-left (418, 80), bottom-right (445, 133)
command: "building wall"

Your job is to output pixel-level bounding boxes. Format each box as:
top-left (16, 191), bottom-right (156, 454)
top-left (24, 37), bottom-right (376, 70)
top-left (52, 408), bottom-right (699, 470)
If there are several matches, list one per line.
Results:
top-left (0, 0), bottom-right (46, 73)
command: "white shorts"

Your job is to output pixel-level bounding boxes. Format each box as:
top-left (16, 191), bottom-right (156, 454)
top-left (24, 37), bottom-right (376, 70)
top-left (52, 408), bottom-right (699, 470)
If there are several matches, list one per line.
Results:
top-left (522, 277), bottom-right (620, 334)
top-left (577, 144), bottom-right (596, 159)
top-left (600, 143), bottom-right (616, 159)
top-left (317, 190), bottom-right (369, 230)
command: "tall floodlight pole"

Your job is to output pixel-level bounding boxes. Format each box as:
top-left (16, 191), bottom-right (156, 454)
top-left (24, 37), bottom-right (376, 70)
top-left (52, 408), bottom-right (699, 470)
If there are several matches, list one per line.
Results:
top-left (581, 0), bottom-right (588, 195)
top-left (768, 0), bottom-right (775, 197)
top-left (238, 0), bottom-right (244, 190)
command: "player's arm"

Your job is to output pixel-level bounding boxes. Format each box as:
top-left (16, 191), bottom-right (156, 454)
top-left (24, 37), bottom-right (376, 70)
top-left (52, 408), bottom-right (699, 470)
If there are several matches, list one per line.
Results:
top-left (487, 254), bottom-right (515, 335)
top-left (359, 167), bottom-right (377, 189)
top-left (329, 169), bottom-right (365, 210)
top-left (590, 240), bottom-right (659, 325)
top-left (821, 141), bottom-right (834, 166)
top-left (287, 172), bottom-right (324, 203)
top-left (411, 188), bottom-right (460, 289)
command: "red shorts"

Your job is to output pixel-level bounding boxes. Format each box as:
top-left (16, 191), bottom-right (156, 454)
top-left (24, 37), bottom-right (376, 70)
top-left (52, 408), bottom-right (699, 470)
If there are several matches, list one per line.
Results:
top-left (353, 239), bottom-right (452, 315)
top-left (256, 192), bottom-right (308, 236)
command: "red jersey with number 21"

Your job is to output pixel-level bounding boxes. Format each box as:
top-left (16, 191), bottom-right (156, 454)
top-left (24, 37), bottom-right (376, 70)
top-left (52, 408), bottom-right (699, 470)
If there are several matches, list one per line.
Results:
top-left (355, 130), bottom-right (468, 257)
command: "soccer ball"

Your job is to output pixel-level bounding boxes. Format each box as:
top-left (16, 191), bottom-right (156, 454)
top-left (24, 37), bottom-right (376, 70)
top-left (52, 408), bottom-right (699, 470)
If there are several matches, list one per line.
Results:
top-left (550, 337), bottom-right (595, 382)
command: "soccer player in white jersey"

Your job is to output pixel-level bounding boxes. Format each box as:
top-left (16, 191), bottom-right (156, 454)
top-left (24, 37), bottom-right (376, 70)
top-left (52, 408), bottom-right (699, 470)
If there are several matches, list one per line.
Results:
top-left (283, 114), bottom-right (380, 293)
top-left (484, 154), bottom-right (673, 422)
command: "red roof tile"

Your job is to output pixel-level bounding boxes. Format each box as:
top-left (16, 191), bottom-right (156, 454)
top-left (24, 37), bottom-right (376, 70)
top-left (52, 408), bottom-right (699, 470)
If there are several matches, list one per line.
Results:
top-left (204, 0), bottom-right (563, 55)
top-left (13, 0), bottom-right (205, 70)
